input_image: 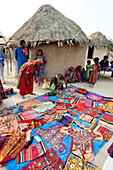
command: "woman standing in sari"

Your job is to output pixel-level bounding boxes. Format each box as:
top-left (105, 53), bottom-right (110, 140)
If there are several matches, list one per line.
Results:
top-left (34, 49), bottom-right (46, 86)
top-left (17, 59), bottom-right (43, 98)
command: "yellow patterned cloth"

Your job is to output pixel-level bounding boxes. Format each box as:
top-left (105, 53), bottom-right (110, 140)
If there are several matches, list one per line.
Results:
top-left (99, 102), bottom-right (113, 114)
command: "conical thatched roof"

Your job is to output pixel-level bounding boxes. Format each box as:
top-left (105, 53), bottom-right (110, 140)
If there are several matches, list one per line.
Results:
top-left (89, 31), bottom-right (111, 48)
top-left (9, 4), bottom-right (89, 47)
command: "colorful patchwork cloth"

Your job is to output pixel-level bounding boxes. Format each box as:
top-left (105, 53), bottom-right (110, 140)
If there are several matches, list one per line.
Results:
top-left (32, 102), bottom-right (55, 113)
top-left (99, 102), bottom-right (113, 114)
top-left (68, 87), bottom-right (78, 92)
top-left (60, 126), bottom-right (103, 162)
top-left (20, 148), bottom-right (64, 170)
top-left (89, 122), bottom-right (113, 142)
top-left (17, 109), bottom-right (42, 120)
top-left (35, 122), bottom-right (68, 154)
top-left (75, 88), bottom-right (89, 95)
top-left (0, 106), bottom-right (23, 117)
top-left (43, 114), bottom-right (59, 124)
top-left (102, 97), bottom-right (113, 102)
top-left (67, 109), bottom-right (77, 117)
top-left (85, 93), bottom-right (103, 101)
top-left (68, 97), bottom-right (80, 105)
top-left (74, 119), bottom-right (89, 130)
top-left (17, 98), bottom-right (41, 110)
top-left (57, 115), bottom-right (74, 126)
top-left (55, 102), bottom-right (65, 108)
top-left (0, 114), bottom-right (19, 134)
top-left (74, 103), bottom-right (103, 118)
top-left (18, 119), bottom-right (46, 131)
top-left (78, 113), bottom-right (94, 123)
top-left (45, 107), bottom-right (67, 115)
top-left (64, 103), bottom-right (75, 109)
top-left (0, 130), bottom-right (27, 166)
top-left (79, 99), bottom-right (93, 107)
top-left (64, 154), bottom-right (101, 170)
top-left (84, 107), bottom-right (103, 118)
top-left (100, 112), bottom-right (113, 125)
top-left (17, 140), bottom-right (47, 163)
top-left (98, 126), bottom-right (112, 142)
top-left (99, 120), bottom-right (113, 131)
top-left (0, 136), bottom-right (8, 150)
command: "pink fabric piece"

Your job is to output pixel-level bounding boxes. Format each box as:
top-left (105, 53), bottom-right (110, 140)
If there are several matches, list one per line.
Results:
top-left (41, 96), bottom-right (49, 101)
top-left (37, 78), bottom-right (42, 83)
top-left (68, 66), bottom-right (74, 71)
top-left (85, 93), bottom-right (103, 101)
top-left (23, 47), bottom-right (28, 56)
top-left (21, 110), bottom-right (39, 120)
top-left (77, 72), bottom-right (81, 82)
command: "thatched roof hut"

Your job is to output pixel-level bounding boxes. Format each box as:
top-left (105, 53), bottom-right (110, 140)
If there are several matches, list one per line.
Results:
top-left (8, 4), bottom-right (89, 79)
top-left (87, 31), bottom-right (111, 60)
top-left (9, 4), bottom-right (89, 47)
top-left (89, 31), bottom-right (111, 48)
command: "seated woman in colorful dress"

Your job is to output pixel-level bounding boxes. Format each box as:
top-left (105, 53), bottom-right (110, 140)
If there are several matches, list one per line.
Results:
top-left (17, 59), bottom-right (43, 98)
top-left (50, 73), bottom-right (67, 91)
top-left (75, 65), bottom-right (82, 82)
top-left (56, 73), bottom-right (67, 90)
top-left (34, 49), bottom-right (46, 86)
top-left (65, 66), bottom-right (77, 83)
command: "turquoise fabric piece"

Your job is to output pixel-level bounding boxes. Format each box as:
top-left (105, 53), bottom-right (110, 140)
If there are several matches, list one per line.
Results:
top-left (32, 102), bottom-right (56, 113)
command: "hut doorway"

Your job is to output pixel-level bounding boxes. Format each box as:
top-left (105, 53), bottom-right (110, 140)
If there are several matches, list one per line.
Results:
top-left (87, 46), bottom-right (94, 59)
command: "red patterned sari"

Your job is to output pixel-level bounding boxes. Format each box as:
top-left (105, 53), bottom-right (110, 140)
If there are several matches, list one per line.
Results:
top-left (17, 60), bottom-right (43, 96)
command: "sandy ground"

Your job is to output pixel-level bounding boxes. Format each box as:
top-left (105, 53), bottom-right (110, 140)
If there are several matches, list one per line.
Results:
top-left (0, 71), bottom-right (113, 170)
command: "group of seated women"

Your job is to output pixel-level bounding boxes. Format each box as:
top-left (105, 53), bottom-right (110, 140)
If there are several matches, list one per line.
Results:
top-left (49, 64), bottom-right (91, 91)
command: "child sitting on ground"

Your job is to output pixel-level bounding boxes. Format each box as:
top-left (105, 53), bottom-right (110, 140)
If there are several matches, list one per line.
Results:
top-left (81, 68), bottom-right (86, 81)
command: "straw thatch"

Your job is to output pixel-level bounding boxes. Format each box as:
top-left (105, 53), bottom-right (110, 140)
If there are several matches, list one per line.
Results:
top-left (89, 31), bottom-right (111, 48)
top-left (9, 4), bottom-right (89, 47)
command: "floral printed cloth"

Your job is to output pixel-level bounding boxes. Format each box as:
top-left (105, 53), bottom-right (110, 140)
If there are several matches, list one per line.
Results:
top-left (64, 154), bottom-right (101, 170)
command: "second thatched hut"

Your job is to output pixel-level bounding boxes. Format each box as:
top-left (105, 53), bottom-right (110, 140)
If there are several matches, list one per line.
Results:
top-left (87, 31), bottom-right (111, 60)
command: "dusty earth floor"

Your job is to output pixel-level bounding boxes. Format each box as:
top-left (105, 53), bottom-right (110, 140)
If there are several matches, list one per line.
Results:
top-left (0, 71), bottom-right (113, 170)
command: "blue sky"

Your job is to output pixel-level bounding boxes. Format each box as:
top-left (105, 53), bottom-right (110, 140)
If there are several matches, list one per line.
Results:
top-left (0, 0), bottom-right (113, 39)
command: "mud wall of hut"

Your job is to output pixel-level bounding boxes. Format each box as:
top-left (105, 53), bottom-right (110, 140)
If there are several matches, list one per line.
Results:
top-left (30, 43), bottom-right (88, 81)
top-left (93, 47), bottom-right (109, 60)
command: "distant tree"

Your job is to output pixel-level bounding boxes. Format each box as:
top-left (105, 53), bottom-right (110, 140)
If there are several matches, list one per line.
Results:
top-left (0, 31), bottom-right (5, 38)
top-left (0, 35), bottom-right (4, 38)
